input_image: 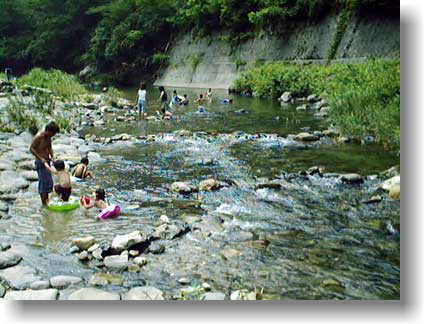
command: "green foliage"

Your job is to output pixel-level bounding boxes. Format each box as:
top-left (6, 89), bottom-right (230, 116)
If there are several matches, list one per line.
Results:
top-left (234, 59), bottom-right (400, 149)
top-left (5, 98), bottom-right (40, 135)
top-left (187, 53), bottom-right (205, 71)
top-left (17, 68), bottom-right (87, 99)
top-left (104, 87), bottom-right (124, 107)
top-left (235, 58), bottom-right (247, 70)
top-left (152, 53), bottom-right (171, 67)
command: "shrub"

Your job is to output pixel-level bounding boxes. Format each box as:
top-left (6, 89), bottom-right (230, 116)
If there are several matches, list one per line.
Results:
top-left (152, 53), bottom-right (171, 66)
top-left (16, 68), bottom-right (87, 99)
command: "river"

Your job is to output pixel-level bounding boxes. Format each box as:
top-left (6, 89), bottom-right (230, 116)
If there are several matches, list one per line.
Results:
top-left (0, 87), bottom-right (400, 299)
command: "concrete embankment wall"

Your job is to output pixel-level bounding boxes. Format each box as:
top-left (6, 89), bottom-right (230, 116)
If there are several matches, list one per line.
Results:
top-left (155, 13), bottom-right (399, 90)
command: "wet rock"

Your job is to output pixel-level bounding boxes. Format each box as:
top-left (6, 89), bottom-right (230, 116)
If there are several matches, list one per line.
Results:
top-left (4, 289), bottom-right (59, 300)
top-left (128, 264), bottom-right (140, 273)
top-left (362, 195), bottom-right (383, 204)
top-left (67, 288), bottom-right (120, 300)
top-left (202, 283), bottom-right (211, 291)
top-left (87, 243), bottom-right (100, 253)
top-left (159, 215), bottom-right (170, 224)
top-left (198, 179), bottom-right (223, 192)
top-left (92, 248), bottom-right (103, 260)
top-left (323, 129), bottom-right (339, 137)
top-left (380, 166), bottom-right (400, 178)
top-left (341, 174), bottom-right (364, 184)
top-left (30, 280), bottom-right (50, 290)
top-left (175, 129), bottom-right (192, 137)
top-left (307, 94), bottom-right (319, 103)
top-left (89, 273), bottom-right (123, 287)
top-left (72, 236), bottom-right (96, 250)
top-left (104, 255), bottom-right (128, 271)
top-left (21, 171), bottom-right (38, 181)
top-left (307, 166), bottom-right (325, 176)
top-left (294, 133), bottom-right (319, 142)
top-left (0, 201), bottom-right (9, 212)
top-left (235, 109), bottom-right (248, 114)
top-left (77, 251), bottom-right (89, 261)
top-left (0, 160), bottom-right (15, 171)
top-left (0, 242), bottom-right (11, 251)
top-left (279, 92), bottom-right (292, 103)
top-left (203, 292), bottom-right (226, 301)
top-left (170, 181), bottom-right (197, 194)
top-left (50, 275), bottom-right (83, 289)
top-left (69, 246), bottom-right (80, 254)
top-left (182, 214), bottom-right (201, 225)
top-left (133, 257), bottom-right (148, 266)
top-left (123, 287), bottom-right (164, 300)
top-left (255, 183), bottom-right (282, 190)
top-left (0, 283), bottom-right (5, 297)
top-left (337, 136), bottom-right (351, 144)
top-left (149, 241), bottom-right (165, 254)
top-left (178, 277), bottom-right (191, 285)
top-left (230, 290), bottom-right (257, 301)
top-left (129, 250), bottom-right (139, 257)
top-left (380, 176), bottom-right (400, 191)
top-left (389, 184), bottom-right (400, 200)
top-left (0, 251), bottom-right (22, 269)
top-left (296, 104), bottom-right (308, 111)
top-left (111, 231), bottom-right (143, 252)
top-left (82, 103), bottom-right (99, 110)
top-left (0, 265), bottom-right (41, 290)
top-left (0, 171), bottom-right (30, 193)
top-left (89, 275), bottom-right (108, 287)
top-left (361, 135), bottom-right (376, 145)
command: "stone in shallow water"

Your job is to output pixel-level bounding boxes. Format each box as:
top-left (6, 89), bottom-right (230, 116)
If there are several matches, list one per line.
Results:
top-left (0, 171), bottom-right (30, 194)
top-left (133, 257), bottom-right (148, 266)
top-left (220, 248), bottom-right (241, 260)
top-left (50, 275), bottom-right (83, 289)
top-left (67, 288), bottom-right (120, 300)
top-left (20, 171), bottom-right (38, 181)
top-left (72, 236), bottom-right (96, 250)
top-left (0, 265), bottom-right (41, 290)
top-left (111, 231), bottom-right (143, 252)
top-left (340, 174), bottom-right (364, 184)
top-left (30, 280), bottom-right (50, 290)
top-left (149, 241), bottom-right (165, 254)
top-left (123, 287), bottom-right (164, 300)
top-left (0, 251), bottom-right (22, 269)
top-left (0, 201), bottom-right (9, 212)
top-left (0, 283), bottom-right (5, 297)
top-left (104, 255), bottom-right (128, 271)
top-left (4, 289), bottom-right (59, 300)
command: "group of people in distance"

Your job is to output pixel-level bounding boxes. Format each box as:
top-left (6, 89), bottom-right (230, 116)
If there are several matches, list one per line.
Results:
top-left (135, 84), bottom-right (233, 119)
top-left (30, 122), bottom-right (120, 220)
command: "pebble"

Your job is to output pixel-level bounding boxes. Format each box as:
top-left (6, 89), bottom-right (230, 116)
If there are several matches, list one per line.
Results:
top-left (178, 277), bottom-right (191, 285)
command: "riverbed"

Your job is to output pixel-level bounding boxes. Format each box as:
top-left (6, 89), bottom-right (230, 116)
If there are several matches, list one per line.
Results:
top-left (0, 87), bottom-right (400, 300)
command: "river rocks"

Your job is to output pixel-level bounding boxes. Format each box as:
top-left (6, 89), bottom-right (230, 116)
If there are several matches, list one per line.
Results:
top-left (171, 181), bottom-right (197, 194)
top-left (296, 104), bottom-right (308, 111)
top-left (0, 283), bottom-right (5, 297)
top-left (389, 184), bottom-right (400, 200)
top-left (0, 201), bottom-right (9, 212)
top-left (77, 251), bottom-right (89, 261)
top-left (381, 176), bottom-right (400, 191)
top-left (0, 171), bottom-right (30, 193)
top-left (341, 174), bottom-right (364, 184)
top-left (323, 129), bottom-right (339, 137)
top-left (72, 236), bottom-right (96, 250)
top-left (92, 248), bottom-right (103, 260)
top-left (198, 178), bottom-right (223, 192)
top-left (50, 275), bottom-right (83, 289)
top-left (221, 248), bottom-right (241, 260)
top-left (203, 292), bottom-right (226, 301)
top-left (111, 231), bottom-right (143, 252)
top-left (178, 277), bottom-right (191, 285)
top-left (123, 287), bottom-right (164, 300)
top-left (21, 171), bottom-right (38, 181)
top-left (0, 265), bottom-right (41, 290)
top-left (104, 255), bottom-right (128, 271)
top-left (380, 166), bottom-right (400, 178)
top-left (175, 129), bottom-right (192, 137)
top-left (362, 195), bottom-right (383, 204)
top-left (307, 94), bottom-right (319, 103)
top-left (0, 159), bottom-right (15, 171)
top-left (89, 273), bottom-right (123, 287)
top-left (230, 290), bottom-right (257, 301)
top-left (4, 289), bottom-right (59, 300)
top-left (133, 256), bottom-right (148, 266)
top-left (68, 288), bottom-right (120, 300)
top-left (294, 133), bottom-right (319, 142)
top-left (0, 251), bottom-right (22, 269)
top-left (79, 65), bottom-right (95, 80)
top-left (149, 241), bottom-right (165, 254)
top-left (30, 280), bottom-right (51, 290)
top-left (279, 92), bottom-right (292, 103)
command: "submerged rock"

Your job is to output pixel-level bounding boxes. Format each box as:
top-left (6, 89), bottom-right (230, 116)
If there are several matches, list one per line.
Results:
top-left (72, 236), bottom-right (96, 250)
top-left (104, 255), bottom-right (128, 271)
top-left (50, 275), bottom-right (83, 289)
top-left (0, 265), bottom-right (41, 290)
top-left (111, 231), bottom-right (143, 252)
top-left (0, 251), bottom-right (22, 269)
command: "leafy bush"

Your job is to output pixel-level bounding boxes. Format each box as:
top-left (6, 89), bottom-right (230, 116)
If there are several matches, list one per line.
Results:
top-left (17, 68), bottom-right (87, 99)
top-left (152, 53), bottom-right (171, 66)
top-left (234, 59), bottom-right (400, 149)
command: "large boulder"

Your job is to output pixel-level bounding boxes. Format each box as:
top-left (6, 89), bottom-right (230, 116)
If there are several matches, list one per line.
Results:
top-left (279, 92), bottom-right (292, 103)
top-left (111, 231), bottom-right (143, 252)
top-left (123, 287), bottom-right (164, 300)
top-left (67, 288), bottom-right (120, 300)
top-left (4, 289), bottom-right (58, 300)
top-left (381, 176), bottom-right (400, 191)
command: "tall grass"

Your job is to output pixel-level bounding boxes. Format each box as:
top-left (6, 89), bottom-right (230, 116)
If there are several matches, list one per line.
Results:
top-left (233, 59), bottom-right (400, 149)
top-left (17, 68), bottom-right (87, 99)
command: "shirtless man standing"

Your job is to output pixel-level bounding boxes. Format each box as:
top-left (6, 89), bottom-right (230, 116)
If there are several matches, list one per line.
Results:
top-left (30, 122), bottom-right (60, 206)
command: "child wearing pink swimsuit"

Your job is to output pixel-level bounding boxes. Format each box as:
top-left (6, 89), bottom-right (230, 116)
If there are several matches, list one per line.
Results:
top-left (81, 189), bottom-right (121, 220)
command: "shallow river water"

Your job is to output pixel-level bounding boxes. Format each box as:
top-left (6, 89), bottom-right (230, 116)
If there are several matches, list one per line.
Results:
top-left (1, 87), bottom-right (400, 299)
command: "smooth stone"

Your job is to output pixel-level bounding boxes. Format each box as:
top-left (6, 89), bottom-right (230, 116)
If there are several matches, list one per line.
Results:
top-left (389, 184), bottom-right (400, 200)
top-left (0, 265), bottom-right (41, 290)
top-left (170, 181), bottom-right (196, 194)
top-left (198, 179), bottom-right (223, 192)
top-left (221, 248), bottom-right (241, 260)
top-left (104, 255), bottom-right (128, 271)
top-left (0, 201), bottom-right (9, 212)
top-left (178, 277), bottom-right (190, 285)
top-left (341, 174), bottom-right (364, 184)
top-left (69, 246), bottom-right (80, 254)
top-left (159, 215), bottom-right (170, 224)
top-left (202, 283), bottom-right (211, 291)
top-left (381, 176), bottom-right (400, 191)
top-left (0, 171), bottom-right (30, 193)
top-left (30, 280), bottom-right (50, 290)
top-left (149, 241), bottom-right (165, 254)
top-left (50, 275), bottom-right (83, 289)
top-left (77, 251), bottom-right (89, 261)
top-left (230, 290), bottom-right (257, 300)
top-left (0, 283), bottom-right (5, 297)
top-left (0, 243), bottom-right (11, 251)
top-left (72, 236), bottom-right (96, 250)
top-left (92, 248), bottom-right (103, 260)
top-left (21, 171), bottom-right (38, 181)
top-left (203, 292), bottom-right (226, 301)
top-left (129, 250), bottom-right (139, 257)
top-left (4, 289), bottom-right (59, 300)
top-left (294, 133), bottom-right (319, 142)
top-left (67, 288), bottom-right (120, 300)
top-left (0, 251), bottom-right (22, 269)
top-left (111, 231), bottom-right (143, 252)
top-left (279, 91), bottom-right (292, 103)
top-left (88, 244), bottom-right (100, 253)
top-left (123, 287), bottom-right (164, 300)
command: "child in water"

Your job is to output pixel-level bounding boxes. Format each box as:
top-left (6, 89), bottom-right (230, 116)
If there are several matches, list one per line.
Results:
top-left (72, 157), bottom-right (92, 180)
top-left (81, 188), bottom-right (121, 220)
top-left (44, 160), bottom-right (72, 202)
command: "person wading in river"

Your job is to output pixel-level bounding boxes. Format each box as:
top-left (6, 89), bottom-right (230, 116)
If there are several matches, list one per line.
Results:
top-left (30, 121), bottom-right (60, 206)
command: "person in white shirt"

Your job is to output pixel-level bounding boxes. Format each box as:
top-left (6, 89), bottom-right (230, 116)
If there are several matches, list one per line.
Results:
top-left (136, 82), bottom-right (147, 119)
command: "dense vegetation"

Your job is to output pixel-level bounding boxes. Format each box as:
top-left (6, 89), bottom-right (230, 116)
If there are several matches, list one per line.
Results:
top-left (234, 59), bottom-right (400, 149)
top-left (1, 0), bottom-right (399, 82)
